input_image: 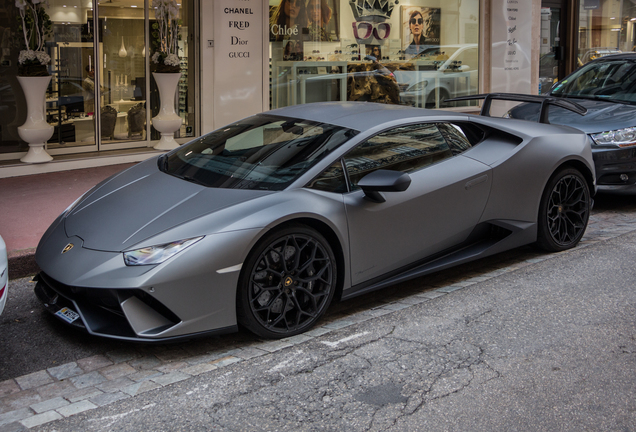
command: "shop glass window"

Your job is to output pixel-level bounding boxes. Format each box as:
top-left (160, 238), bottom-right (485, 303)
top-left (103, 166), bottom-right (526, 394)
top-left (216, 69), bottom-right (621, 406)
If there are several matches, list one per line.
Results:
top-left (577, 0), bottom-right (636, 66)
top-left (268, 0), bottom-right (480, 110)
top-left (0, 0), bottom-right (196, 158)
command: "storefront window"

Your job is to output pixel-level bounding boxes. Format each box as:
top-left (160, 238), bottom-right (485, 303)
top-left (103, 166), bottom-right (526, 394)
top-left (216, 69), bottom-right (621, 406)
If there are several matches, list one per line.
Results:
top-left (578, 0), bottom-right (636, 66)
top-left (268, 0), bottom-right (479, 110)
top-left (150, 0), bottom-right (195, 141)
top-left (98, 0), bottom-right (146, 145)
top-left (0, 0), bottom-right (196, 159)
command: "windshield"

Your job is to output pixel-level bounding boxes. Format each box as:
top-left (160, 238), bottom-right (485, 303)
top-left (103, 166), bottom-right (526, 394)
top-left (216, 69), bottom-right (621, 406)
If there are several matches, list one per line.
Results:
top-left (160, 115), bottom-right (357, 190)
top-left (551, 59), bottom-right (636, 104)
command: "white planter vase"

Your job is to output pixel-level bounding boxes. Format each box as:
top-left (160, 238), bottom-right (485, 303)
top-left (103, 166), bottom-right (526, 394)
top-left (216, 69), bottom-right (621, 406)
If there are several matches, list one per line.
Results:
top-left (18, 76), bottom-right (54, 163)
top-left (151, 72), bottom-right (183, 151)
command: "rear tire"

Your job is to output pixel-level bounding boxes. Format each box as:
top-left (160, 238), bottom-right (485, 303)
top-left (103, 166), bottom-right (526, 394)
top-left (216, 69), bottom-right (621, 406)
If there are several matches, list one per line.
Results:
top-left (237, 224), bottom-right (337, 339)
top-left (536, 167), bottom-right (590, 252)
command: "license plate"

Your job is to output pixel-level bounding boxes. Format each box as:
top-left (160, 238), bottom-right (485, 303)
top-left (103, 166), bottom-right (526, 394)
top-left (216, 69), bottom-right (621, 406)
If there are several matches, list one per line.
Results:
top-left (56, 307), bottom-right (80, 324)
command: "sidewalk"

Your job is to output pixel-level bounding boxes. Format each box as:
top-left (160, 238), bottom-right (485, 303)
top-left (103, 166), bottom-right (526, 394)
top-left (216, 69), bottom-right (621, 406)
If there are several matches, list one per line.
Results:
top-left (0, 163), bottom-right (136, 279)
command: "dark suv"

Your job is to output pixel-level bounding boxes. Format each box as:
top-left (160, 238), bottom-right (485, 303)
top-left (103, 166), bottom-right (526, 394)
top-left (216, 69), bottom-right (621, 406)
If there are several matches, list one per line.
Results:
top-left (507, 53), bottom-right (636, 194)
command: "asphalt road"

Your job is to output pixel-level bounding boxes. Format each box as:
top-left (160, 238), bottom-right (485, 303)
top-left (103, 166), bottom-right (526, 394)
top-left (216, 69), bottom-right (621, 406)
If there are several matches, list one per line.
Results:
top-left (29, 208), bottom-right (636, 431)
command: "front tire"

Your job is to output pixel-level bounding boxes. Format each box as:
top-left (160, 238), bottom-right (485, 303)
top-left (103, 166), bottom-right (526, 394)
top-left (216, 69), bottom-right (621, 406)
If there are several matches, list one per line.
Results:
top-left (536, 167), bottom-right (590, 252)
top-left (237, 224), bottom-right (337, 339)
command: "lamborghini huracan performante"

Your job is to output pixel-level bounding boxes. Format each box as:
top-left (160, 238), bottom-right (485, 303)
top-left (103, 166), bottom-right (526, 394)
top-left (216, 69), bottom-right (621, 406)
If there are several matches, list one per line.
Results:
top-left (34, 102), bottom-right (595, 341)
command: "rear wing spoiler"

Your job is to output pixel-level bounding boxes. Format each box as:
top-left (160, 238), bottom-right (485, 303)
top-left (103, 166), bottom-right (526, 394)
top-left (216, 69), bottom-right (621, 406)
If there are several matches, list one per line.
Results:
top-left (444, 93), bottom-right (587, 124)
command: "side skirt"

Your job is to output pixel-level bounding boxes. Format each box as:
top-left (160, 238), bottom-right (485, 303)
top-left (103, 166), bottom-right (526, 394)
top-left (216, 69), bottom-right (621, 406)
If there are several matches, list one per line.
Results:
top-left (341, 219), bottom-right (536, 301)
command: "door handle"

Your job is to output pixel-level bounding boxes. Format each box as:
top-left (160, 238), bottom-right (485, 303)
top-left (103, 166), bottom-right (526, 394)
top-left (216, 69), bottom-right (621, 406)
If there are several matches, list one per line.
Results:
top-left (465, 174), bottom-right (488, 190)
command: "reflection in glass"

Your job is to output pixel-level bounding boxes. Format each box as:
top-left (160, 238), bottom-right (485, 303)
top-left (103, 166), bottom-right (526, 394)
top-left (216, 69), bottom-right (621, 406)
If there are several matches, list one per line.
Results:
top-left (98, 1), bottom-right (146, 144)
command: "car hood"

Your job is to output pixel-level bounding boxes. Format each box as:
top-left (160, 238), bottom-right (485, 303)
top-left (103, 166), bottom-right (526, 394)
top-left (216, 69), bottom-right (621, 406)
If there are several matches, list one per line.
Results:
top-left (64, 159), bottom-right (272, 252)
top-left (509, 98), bottom-right (636, 134)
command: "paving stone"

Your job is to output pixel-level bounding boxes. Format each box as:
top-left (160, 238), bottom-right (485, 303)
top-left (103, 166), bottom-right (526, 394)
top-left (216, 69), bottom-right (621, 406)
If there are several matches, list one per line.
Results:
top-left (105, 350), bottom-right (137, 364)
top-left (234, 347), bottom-right (269, 360)
top-left (1, 390), bottom-right (41, 412)
top-left (56, 400), bottom-right (97, 417)
top-left (150, 372), bottom-right (190, 387)
top-left (391, 297), bottom-right (424, 306)
top-left (464, 276), bottom-right (492, 283)
top-left (77, 355), bottom-right (113, 372)
top-left (181, 363), bottom-right (217, 376)
top-left (69, 371), bottom-right (106, 389)
top-left (0, 409), bottom-right (32, 427)
top-left (417, 291), bottom-right (446, 299)
top-left (99, 363), bottom-right (136, 380)
top-left (47, 362), bottom-right (83, 380)
top-left (157, 362), bottom-right (189, 373)
top-left (65, 387), bottom-right (104, 404)
top-left (154, 348), bottom-right (189, 363)
top-left (280, 334), bottom-right (313, 345)
top-left (323, 319), bottom-right (357, 329)
top-left (379, 303), bottom-right (410, 311)
top-left (30, 397), bottom-right (69, 414)
top-left (129, 356), bottom-right (162, 370)
top-left (36, 380), bottom-right (76, 400)
top-left (121, 380), bottom-right (162, 397)
top-left (364, 308), bottom-right (394, 317)
top-left (211, 357), bottom-right (242, 368)
top-left (19, 411), bottom-right (62, 428)
top-left (95, 377), bottom-right (135, 393)
top-left (182, 341), bottom-right (218, 356)
top-left (127, 370), bottom-right (164, 383)
top-left (436, 285), bottom-right (465, 293)
top-left (89, 391), bottom-right (130, 407)
top-left (14, 371), bottom-right (52, 391)
top-left (257, 340), bottom-right (294, 353)
top-left (184, 353), bottom-right (223, 366)
top-left (0, 381), bottom-right (20, 399)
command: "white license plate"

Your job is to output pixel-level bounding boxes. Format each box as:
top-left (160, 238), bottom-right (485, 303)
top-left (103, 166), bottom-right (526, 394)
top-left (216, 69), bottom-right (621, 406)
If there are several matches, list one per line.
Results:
top-left (55, 307), bottom-right (80, 324)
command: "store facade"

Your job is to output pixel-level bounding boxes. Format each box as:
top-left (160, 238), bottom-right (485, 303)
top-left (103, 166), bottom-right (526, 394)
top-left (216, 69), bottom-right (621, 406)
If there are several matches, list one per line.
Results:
top-left (4, 0), bottom-right (631, 176)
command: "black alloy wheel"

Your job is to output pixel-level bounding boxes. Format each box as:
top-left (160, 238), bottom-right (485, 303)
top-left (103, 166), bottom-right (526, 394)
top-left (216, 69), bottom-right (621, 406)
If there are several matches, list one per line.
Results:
top-left (237, 225), bottom-right (337, 339)
top-left (536, 167), bottom-right (590, 252)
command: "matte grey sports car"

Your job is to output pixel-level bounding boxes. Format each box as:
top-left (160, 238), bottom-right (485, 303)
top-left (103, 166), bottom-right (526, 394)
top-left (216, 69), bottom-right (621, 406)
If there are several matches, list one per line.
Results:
top-left (34, 102), bottom-right (595, 342)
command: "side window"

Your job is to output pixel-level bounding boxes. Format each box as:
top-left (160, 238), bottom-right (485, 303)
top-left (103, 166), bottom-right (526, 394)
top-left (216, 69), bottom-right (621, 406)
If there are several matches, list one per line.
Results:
top-left (307, 160), bottom-right (348, 193)
top-left (343, 123), bottom-right (453, 190)
top-left (437, 123), bottom-right (478, 155)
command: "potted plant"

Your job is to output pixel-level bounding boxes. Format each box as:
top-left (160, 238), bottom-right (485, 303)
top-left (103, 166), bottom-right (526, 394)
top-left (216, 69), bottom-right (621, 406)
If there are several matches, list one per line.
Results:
top-left (150, 0), bottom-right (183, 150)
top-left (15, 0), bottom-right (54, 163)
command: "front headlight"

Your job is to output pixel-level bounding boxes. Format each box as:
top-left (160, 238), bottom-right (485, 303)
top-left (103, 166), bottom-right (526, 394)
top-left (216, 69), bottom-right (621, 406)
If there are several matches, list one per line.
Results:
top-left (591, 127), bottom-right (636, 148)
top-left (123, 237), bottom-right (204, 266)
top-left (408, 80), bottom-right (429, 92)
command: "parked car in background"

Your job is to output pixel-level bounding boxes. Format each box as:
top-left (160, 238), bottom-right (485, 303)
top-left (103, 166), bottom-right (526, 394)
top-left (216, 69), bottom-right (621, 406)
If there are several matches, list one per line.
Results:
top-left (393, 44), bottom-right (479, 108)
top-left (34, 101), bottom-right (594, 342)
top-left (578, 47), bottom-right (621, 66)
top-left (506, 53), bottom-right (636, 194)
top-left (0, 235), bottom-right (7, 316)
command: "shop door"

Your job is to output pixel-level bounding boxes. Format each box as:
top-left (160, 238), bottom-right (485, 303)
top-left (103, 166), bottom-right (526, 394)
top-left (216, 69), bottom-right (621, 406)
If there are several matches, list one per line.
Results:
top-left (540, 0), bottom-right (567, 94)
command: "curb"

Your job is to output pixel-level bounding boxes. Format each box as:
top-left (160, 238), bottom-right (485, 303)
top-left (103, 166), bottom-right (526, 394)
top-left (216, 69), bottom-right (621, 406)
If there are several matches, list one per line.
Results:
top-left (8, 249), bottom-right (39, 280)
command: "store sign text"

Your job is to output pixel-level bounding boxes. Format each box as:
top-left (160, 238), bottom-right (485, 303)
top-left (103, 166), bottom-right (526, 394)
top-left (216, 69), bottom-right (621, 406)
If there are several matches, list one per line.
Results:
top-left (270, 24), bottom-right (299, 37)
top-left (229, 21), bottom-right (250, 30)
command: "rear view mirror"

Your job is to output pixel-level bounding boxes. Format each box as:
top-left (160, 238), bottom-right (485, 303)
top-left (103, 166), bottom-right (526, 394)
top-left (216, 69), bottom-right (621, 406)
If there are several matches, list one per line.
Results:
top-left (358, 170), bottom-right (411, 203)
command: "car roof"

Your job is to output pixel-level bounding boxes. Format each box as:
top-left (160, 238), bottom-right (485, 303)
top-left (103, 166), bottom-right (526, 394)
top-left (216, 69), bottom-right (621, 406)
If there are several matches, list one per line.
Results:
top-left (264, 102), bottom-right (468, 130)
top-left (589, 52), bottom-right (636, 62)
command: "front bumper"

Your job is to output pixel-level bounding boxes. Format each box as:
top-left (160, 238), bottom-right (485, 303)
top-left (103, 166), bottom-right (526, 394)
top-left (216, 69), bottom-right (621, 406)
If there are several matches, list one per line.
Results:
top-left (34, 272), bottom-right (237, 342)
top-left (592, 145), bottom-right (636, 194)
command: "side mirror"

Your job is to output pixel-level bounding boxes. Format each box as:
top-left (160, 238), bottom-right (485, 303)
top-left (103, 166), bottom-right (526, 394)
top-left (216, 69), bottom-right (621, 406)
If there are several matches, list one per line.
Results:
top-left (357, 170), bottom-right (411, 203)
